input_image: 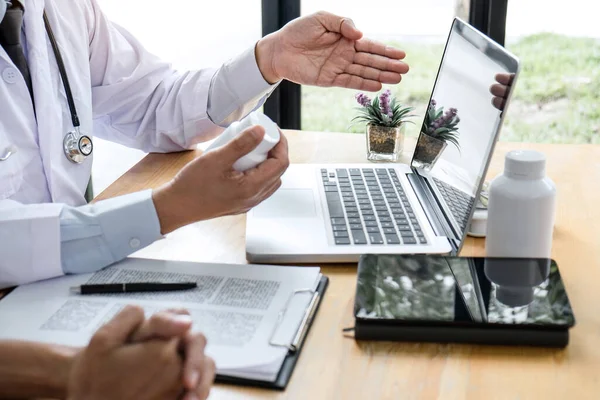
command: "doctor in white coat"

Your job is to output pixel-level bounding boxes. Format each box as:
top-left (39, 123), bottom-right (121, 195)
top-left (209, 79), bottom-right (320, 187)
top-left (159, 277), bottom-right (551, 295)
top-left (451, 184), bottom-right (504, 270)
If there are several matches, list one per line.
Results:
top-left (0, 0), bottom-right (409, 288)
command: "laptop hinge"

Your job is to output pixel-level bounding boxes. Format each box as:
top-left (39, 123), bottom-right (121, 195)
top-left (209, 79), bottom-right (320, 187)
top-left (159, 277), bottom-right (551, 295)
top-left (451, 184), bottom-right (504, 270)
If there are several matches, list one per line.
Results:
top-left (406, 171), bottom-right (459, 255)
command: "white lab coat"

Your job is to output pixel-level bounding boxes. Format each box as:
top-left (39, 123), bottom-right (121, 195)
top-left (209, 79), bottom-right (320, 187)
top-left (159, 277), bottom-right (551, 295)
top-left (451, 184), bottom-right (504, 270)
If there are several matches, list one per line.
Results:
top-left (0, 0), bottom-right (224, 287)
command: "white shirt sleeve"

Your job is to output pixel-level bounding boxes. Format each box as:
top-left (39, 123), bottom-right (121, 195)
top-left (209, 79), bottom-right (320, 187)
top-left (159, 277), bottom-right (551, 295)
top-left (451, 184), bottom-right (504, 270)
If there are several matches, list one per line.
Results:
top-left (207, 46), bottom-right (280, 127)
top-left (0, 200), bottom-right (63, 289)
top-left (87, 0), bottom-right (279, 153)
top-left (60, 190), bottom-right (162, 275)
top-left (0, 191), bottom-right (162, 289)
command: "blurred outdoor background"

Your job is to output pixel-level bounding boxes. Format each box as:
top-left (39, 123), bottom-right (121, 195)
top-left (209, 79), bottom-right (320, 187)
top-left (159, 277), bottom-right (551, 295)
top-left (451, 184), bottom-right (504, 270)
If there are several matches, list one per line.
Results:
top-left (93, 0), bottom-right (599, 194)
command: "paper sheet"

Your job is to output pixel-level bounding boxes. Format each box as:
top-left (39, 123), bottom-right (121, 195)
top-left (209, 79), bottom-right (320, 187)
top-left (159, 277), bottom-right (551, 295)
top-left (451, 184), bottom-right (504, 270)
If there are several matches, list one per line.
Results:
top-left (0, 258), bottom-right (321, 382)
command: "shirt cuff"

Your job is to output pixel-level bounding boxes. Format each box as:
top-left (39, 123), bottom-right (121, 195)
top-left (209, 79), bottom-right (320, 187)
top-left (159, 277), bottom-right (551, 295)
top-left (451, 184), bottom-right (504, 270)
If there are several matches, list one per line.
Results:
top-left (61, 190), bottom-right (162, 274)
top-left (207, 44), bottom-right (281, 126)
top-left (98, 189), bottom-right (162, 260)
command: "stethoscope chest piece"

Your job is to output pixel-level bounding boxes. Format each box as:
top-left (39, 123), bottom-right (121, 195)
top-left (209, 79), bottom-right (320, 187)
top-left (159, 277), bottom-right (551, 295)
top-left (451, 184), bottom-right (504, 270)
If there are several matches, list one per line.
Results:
top-left (63, 129), bottom-right (93, 164)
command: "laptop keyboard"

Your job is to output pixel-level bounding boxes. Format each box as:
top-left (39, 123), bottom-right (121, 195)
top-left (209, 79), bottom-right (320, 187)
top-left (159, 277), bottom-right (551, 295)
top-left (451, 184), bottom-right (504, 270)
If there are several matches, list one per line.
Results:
top-left (432, 177), bottom-right (475, 233)
top-left (321, 168), bottom-right (427, 246)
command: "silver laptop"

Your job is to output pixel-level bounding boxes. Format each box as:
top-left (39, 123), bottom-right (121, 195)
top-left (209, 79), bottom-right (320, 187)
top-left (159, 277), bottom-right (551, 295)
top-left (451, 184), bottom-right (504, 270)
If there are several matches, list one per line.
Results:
top-left (246, 18), bottom-right (520, 263)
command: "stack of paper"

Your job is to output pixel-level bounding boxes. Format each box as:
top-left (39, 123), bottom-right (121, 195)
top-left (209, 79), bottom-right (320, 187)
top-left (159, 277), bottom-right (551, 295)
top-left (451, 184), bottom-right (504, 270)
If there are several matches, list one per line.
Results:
top-left (0, 258), bottom-right (322, 383)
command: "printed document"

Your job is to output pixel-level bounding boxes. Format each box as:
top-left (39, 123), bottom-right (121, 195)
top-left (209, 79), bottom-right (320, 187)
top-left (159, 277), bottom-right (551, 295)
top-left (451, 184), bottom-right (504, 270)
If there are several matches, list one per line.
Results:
top-left (0, 258), bottom-right (322, 382)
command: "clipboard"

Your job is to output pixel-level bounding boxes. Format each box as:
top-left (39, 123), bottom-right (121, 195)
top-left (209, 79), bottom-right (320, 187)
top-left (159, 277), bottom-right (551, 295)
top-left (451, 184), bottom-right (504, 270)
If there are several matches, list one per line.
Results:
top-left (215, 275), bottom-right (329, 390)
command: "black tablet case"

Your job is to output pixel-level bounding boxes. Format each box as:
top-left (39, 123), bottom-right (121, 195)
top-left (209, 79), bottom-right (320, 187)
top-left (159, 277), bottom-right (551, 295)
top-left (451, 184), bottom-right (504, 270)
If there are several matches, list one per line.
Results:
top-left (215, 275), bottom-right (329, 390)
top-left (354, 320), bottom-right (569, 348)
top-left (353, 255), bottom-right (572, 348)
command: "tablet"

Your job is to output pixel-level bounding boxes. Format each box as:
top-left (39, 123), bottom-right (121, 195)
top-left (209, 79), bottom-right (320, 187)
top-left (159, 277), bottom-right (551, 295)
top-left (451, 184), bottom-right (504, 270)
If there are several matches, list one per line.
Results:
top-left (354, 255), bottom-right (575, 347)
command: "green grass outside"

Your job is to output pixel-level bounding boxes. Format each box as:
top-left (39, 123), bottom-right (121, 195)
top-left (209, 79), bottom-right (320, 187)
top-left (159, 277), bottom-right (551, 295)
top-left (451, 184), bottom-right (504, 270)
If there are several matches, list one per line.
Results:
top-left (301, 33), bottom-right (600, 144)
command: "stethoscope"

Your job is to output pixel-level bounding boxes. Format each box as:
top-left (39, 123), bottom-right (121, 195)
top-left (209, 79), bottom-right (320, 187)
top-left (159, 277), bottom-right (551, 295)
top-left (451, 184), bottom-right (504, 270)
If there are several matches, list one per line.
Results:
top-left (0, 2), bottom-right (92, 163)
top-left (43, 12), bottom-right (92, 163)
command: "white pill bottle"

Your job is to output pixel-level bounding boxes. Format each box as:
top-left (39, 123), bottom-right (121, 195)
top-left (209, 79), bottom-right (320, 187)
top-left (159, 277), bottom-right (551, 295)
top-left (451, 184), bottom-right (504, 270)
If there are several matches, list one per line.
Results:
top-left (485, 150), bottom-right (557, 258)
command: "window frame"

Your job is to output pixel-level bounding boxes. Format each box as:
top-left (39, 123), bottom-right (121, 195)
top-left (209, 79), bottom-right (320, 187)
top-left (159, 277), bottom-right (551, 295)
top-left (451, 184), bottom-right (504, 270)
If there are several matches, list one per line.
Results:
top-left (262, 0), bottom-right (302, 129)
top-left (469, 0), bottom-right (508, 45)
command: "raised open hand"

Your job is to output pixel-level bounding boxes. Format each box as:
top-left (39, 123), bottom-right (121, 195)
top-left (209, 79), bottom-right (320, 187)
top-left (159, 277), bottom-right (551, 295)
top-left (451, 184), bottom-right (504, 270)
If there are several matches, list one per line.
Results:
top-left (256, 11), bottom-right (409, 91)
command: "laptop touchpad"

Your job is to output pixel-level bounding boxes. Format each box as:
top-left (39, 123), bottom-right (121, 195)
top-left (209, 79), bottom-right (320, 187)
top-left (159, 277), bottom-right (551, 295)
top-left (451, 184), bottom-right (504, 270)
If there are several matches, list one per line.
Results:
top-left (254, 189), bottom-right (316, 218)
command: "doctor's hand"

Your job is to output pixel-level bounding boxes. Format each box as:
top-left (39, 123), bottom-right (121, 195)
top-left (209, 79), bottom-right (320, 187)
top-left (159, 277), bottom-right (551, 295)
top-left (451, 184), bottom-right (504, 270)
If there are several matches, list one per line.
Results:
top-left (152, 125), bottom-right (289, 234)
top-left (67, 306), bottom-right (184, 400)
top-left (255, 11), bottom-right (409, 91)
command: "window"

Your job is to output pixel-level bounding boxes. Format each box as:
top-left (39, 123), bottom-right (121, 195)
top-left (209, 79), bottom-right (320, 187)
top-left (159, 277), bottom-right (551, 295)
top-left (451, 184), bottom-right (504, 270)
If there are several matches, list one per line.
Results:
top-left (97, 0), bottom-right (262, 70)
top-left (502, 0), bottom-right (600, 144)
top-left (300, 0), bottom-right (470, 139)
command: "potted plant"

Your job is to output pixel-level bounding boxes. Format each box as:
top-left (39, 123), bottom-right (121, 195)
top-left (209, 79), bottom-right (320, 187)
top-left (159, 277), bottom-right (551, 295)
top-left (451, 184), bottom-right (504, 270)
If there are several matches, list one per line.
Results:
top-left (352, 89), bottom-right (414, 162)
top-left (413, 99), bottom-right (461, 170)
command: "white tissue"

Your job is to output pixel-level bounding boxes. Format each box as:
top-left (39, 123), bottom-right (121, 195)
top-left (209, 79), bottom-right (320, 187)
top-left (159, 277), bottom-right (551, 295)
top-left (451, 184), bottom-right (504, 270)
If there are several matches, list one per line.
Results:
top-left (205, 111), bottom-right (281, 171)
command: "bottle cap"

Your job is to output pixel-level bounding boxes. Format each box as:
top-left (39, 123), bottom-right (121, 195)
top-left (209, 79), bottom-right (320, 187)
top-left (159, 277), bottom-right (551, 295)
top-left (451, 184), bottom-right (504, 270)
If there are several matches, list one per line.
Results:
top-left (504, 150), bottom-right (546, 180)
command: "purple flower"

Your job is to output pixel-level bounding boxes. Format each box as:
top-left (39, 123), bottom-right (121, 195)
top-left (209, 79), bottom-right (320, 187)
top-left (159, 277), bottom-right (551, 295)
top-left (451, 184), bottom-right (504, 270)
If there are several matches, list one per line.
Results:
top-left (432, 107), bottom-right (460, 131)
top-left (442, 108), bottom-right (458, 124)
top-left (355, 93), bottom-right (372, 107)
top-left (429, 99), bottom-right (437, 109)
top-left (379, 89), bottom-right (393, 117)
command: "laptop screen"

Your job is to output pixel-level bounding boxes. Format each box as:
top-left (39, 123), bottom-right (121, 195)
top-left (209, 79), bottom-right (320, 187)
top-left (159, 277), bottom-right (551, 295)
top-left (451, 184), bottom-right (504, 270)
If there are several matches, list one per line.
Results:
top-left (411, 19), bottom-right (519, 236)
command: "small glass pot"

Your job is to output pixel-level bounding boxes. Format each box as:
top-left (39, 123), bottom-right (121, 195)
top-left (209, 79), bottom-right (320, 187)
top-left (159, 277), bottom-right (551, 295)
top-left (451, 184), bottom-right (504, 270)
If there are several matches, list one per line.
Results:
top-left (411, 132), bottom-right (448, 171)
top-left (366, 124), bottom-right (405, 162)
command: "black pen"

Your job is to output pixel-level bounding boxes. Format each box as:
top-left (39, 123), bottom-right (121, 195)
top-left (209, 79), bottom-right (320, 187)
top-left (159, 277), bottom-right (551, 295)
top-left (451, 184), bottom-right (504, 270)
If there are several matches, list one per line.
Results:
top-left (70, 282), bottom-right (198, 295)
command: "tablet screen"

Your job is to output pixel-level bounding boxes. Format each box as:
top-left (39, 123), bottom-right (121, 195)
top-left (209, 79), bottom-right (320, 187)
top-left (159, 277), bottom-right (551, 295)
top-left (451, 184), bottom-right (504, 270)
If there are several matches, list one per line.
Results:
top-left (354, 255), bottom-right (575, 328)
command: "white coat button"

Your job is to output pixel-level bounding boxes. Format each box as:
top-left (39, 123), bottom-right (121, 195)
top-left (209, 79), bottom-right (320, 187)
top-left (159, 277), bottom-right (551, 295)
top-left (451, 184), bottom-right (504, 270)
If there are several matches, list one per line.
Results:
top-left (2, 68), bottom-right (18, 84)
top-left (129, 238), bottom-right (141, 248)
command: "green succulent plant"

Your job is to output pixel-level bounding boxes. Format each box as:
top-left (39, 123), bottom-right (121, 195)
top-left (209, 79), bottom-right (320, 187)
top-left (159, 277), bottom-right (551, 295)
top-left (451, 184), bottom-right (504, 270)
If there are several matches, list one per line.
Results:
top-left (422, 99), bottom-right (461, 151)
top-left (352, 90), bottom-right (415, 128)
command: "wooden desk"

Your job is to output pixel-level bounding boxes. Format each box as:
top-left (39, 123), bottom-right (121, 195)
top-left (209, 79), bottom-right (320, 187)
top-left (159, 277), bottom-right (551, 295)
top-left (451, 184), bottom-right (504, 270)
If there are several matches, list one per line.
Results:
top-left (95, 130), bottom-right (600, 399)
